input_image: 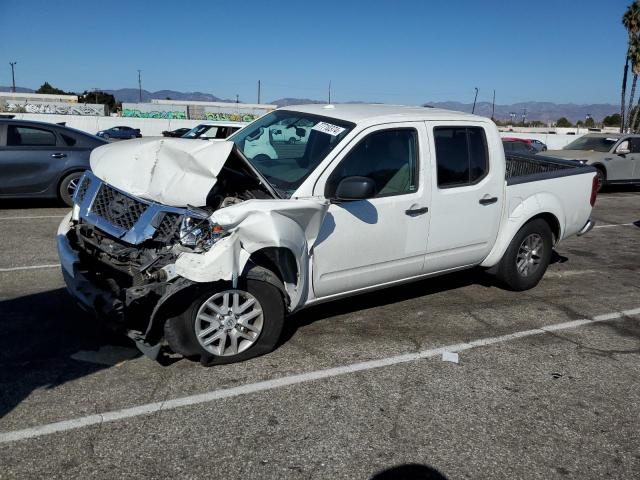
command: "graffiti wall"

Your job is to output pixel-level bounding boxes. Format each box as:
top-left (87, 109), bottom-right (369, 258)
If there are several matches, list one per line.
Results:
top-left (1, 101), bottom-right (105, 116)
top-left (122, 103), bottom-right (187, 119)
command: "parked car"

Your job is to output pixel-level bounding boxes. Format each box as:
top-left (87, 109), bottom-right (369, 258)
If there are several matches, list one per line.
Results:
top-left (538, 133), bottom-right (640, 190)
top-left (0, 119), bottom-right (107, 206)
top-left (502, 139), bottom-right (537, 154)
top-left (530, 139), bottom-right (547, 151)
top-left (162, 127), bottom-right (191, 138)
top-left (58, 105), bottom-right (596, 366)
top-left (96, 126), bottom-right (142, 140)
top-left (181, 122), bottom-right (245, 140)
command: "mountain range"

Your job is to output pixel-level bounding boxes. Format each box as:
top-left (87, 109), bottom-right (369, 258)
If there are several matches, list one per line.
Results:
top-left (0, 86), bottom-right (619, 123)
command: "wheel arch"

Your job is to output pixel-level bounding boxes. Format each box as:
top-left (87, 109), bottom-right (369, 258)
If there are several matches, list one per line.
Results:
top-left (244, 246), bottom-right (299, 309)
top-left (481, 191), bottom-right (564, 269)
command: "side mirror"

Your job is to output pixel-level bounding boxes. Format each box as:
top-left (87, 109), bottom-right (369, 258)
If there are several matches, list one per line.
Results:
top-left (295, 127), bottom-right (306, 137)
top-left (616, 147), bottom-right (630, 155)
top-left (334, 176), bottom-right (376, 201)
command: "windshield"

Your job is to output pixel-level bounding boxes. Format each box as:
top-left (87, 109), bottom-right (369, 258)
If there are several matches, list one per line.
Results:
top-left (564, 136), bottom-right (618, 152)
top-left (229, 110), bottom-right (354, 198)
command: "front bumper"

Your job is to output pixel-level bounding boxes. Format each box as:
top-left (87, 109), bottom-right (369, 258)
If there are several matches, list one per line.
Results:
top-left (57, 217), bottom-right (171, 359)
top-left (577, 218), bottom-right (595, 236)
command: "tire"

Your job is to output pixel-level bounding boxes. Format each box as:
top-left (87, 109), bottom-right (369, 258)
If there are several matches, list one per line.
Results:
top-left (594, 167), bottom-right (606, 192)
top-left (164, 278), bottom-right (285, 366)
top-left (288, 137), bottom-right (297, 144)
top-left (494, 219), bottom-right (553, 291)
top-left (103, 133), bottom-right (110, 140)
top-left (58, 172), bottom-right (83, 207)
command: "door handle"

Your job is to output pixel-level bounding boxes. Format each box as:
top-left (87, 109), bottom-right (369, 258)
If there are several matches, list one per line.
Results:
top-left (405, 206), bottom-right (428, 216)
top-left (479, 196), bottom-right (498, 205)
top-left (51, 153), bottom-right (67, 159)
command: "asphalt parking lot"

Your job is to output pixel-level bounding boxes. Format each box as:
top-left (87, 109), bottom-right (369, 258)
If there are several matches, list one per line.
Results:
top-left (0, 188), bottom-right (639, 480)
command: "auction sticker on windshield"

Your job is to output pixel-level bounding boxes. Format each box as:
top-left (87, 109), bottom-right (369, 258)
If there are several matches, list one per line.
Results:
top-left (312, 122), bottom-right (346, 136)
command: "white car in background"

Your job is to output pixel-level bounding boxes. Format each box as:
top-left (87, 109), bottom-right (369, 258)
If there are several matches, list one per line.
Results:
top-left (182, 122), bottom-right (246, 140)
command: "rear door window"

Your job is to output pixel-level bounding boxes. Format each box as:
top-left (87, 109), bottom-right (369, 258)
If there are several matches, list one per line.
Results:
top-left (434, 126), bottom-right (488, 187)
top-left (7, 126), bottom-right (57, 146)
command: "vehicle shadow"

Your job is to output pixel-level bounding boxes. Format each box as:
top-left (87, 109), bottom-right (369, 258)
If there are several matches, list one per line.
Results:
top-left (370, 463), bottom-right (449, 479)
top-left (0, 288), bottom-right (139, 419)
top-left (282, 267), bottom-right (496, 346)
top-left (0, 198), bottom-right (66, 209)
top-left (601, 184), bottom-right (640, 194)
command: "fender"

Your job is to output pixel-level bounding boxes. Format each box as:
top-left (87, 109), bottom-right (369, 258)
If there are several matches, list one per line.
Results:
top-left (174, 198), bottom-right (329, 311)
top-left (480, 191), bottom-right (564, 268)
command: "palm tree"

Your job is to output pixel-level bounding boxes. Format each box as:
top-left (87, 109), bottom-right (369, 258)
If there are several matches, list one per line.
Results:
top-left (621, 1), bottom-right (640, 132)
top-left (626, 36), bottom-right (640, 131)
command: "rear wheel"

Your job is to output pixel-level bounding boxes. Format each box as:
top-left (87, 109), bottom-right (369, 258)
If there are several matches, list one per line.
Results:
top-left (595, 167), bottom-right (606, 192)
top-left (494, 219), bottom-right (553, 291)
top-left (164, 279), bottom-right (285, 365)
top-left (58, 172), bottom-right (83, 207)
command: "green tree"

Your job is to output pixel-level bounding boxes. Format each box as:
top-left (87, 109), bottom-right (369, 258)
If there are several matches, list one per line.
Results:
top-left (35, 81), bottom-right (73, 95)
top-left (621, 1), bottom-right (640, 132)
top-left (584, 117), bottom-right (595, 127)
top-left (603, 113), bottom-right (622, 126)
top-left (78, 90), bottom-right (117, 113)
top-left (556, 117), bottom-right (572, 128)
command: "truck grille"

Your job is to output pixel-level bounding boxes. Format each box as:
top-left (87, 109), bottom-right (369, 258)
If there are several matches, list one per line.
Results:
top-left (153, 212), bottom-right (182, 243)
top-left (74, 175), bottom-right (90, 204)
top-left (91, 183), bottom-right (148, 230)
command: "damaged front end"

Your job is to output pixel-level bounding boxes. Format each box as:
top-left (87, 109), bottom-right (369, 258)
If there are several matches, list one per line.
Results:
top-left (58, 170), bottom-right (214, 358)
top-left (58, 138), bottom-right (328, 361)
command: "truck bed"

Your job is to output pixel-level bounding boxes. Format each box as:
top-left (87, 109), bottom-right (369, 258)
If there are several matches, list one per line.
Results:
top-left (505, 153), bottom-right (594, 185)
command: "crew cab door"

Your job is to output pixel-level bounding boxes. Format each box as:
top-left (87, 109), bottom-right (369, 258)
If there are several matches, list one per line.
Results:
top-left (423, 122), bottom-right (504, 271)
top-left (0, 123), bottom-right (61, 195)
top-left (311, 123), bottom-right (431, 298)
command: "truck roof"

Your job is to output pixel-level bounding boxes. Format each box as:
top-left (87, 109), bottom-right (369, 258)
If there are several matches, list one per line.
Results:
top-left (280, 103), bottom-right (487, 124)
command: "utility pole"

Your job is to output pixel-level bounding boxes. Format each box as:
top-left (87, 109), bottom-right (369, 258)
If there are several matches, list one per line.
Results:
top-left (9, 62), bottom-right (17, 93)
top-left (257, 80), bottom-right (261, 104)
top-left (137, 70), bottom-right (142, 103)
top-left (94, 88), bottom-right (99, 105)
top-left (491, 89), bottom-right (496, 120)
top-left (521, 108), bottom-right (527, 126)
top-left (471, 87), bottom-right (479, 114)
top-left (328, 80), bottom-right (331, 104)
top-left (236, 94), bottom-right (239, 104)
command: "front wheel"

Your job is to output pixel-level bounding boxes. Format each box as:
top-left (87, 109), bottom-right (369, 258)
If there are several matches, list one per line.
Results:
top-left (493, 219), bottom-right (553, 291)
top-left (164, 279), bottom-right (285, 365)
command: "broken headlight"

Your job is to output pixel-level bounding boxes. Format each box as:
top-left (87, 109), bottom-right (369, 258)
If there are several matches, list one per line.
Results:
top-left (179, 216), bottom-right (226, 252)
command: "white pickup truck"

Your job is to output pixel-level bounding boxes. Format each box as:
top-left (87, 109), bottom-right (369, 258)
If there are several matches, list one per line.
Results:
top-left (57, 104), bottom-right (597, 365)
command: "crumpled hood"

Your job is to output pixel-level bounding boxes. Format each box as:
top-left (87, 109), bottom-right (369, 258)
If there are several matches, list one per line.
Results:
top-left (538, 149), bottom-right (604, 161)
top-left (90, 138), bottom-right (234, 207)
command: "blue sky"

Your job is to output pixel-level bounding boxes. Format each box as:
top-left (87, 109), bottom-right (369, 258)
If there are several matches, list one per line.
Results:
top-left (0, 0), bottom-right (632, 105)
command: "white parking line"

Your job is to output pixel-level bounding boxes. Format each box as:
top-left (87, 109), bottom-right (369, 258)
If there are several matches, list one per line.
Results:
top-left (593, 223), bottom-right (636, 229)
top-left (0, 215), bottom-right (65, 221)
top-left (0, 264), bottom-right (59, 273)
top-left (1, 306), bottom-right (639, 444)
